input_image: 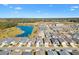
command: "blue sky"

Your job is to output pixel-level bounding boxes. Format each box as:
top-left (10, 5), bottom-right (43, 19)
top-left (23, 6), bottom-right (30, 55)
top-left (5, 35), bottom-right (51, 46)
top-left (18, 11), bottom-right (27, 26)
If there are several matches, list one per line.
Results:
top-left (0, 4), bottom-right (79, 18)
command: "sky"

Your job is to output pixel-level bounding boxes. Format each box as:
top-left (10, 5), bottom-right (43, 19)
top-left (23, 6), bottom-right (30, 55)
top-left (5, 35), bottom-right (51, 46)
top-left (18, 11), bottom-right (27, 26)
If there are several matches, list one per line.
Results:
top-left (0, 4), bottom-right (79, 18)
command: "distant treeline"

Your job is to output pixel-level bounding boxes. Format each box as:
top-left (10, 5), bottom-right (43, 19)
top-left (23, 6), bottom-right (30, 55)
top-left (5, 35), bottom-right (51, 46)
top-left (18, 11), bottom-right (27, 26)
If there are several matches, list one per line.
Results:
top-left (0, 22), bottom-right (17, 29)
top-left (0, 18), bottom-right (79, 23)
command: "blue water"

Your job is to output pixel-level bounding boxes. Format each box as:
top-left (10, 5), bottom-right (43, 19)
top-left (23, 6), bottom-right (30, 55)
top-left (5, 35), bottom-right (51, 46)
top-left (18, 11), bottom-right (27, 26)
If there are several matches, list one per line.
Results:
top-left (16, 26), bottom-right (33, 37)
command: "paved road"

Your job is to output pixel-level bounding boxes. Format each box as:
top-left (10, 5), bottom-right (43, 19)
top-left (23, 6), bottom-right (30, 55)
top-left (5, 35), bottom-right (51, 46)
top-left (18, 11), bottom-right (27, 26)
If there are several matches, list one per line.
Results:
top-left (0, 47), bottom-right (79, 51)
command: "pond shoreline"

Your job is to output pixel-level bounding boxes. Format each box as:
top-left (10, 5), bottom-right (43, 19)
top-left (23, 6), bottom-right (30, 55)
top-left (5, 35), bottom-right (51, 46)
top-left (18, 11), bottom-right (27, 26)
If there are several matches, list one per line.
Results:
top-left (16, 26), bottom-right (33, 37)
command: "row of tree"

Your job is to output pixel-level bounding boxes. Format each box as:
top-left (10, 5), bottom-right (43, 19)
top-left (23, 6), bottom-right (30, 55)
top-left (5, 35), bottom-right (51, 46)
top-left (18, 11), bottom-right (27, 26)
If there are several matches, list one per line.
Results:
top-left (0, 18), bottom-right (79, 23)
top-left (0, 22), bottom-right (17, 29)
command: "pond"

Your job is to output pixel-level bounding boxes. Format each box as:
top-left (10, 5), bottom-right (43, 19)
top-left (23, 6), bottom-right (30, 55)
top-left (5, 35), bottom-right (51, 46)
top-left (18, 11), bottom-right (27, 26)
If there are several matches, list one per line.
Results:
top-left (16, 26), bottom-right (33, 37)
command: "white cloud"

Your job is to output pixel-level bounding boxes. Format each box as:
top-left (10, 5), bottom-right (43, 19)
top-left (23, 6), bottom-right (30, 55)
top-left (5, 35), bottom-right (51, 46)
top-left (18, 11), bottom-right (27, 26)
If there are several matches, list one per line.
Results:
top-left (15, 11), bottom-right (18, 14)
top-left (15, 7), bottom-right (22, 10)
top-left (49, 4), bottom-right (53, 7)
top-left (45, 13), bottom-right (49, 15)
top-left (70, 8), bottom-right (75, 11)
top-left (2, 4), bottom-right (8, 6)
top-left (9, 6), bottom-right (13, 8)
top-left (70, 6), bottom-right (79, 11)
top-left (72, 6), bottom-right (79, 8)
top-left (37, 10), bottom-right (41, 13)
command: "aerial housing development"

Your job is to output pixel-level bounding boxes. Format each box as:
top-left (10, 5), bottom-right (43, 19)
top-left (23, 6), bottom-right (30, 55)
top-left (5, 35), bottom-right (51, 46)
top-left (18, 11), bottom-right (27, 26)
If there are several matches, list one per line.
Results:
top-left (0, 4), bottom-right (79, 55)
top-left (0, 18), bottom-right (79, 55)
